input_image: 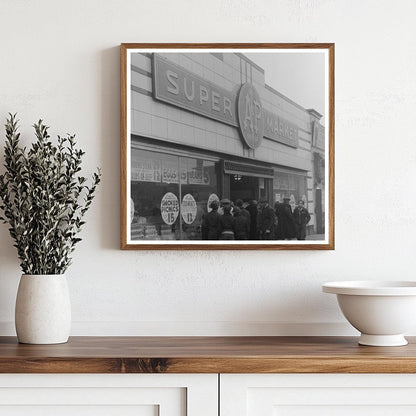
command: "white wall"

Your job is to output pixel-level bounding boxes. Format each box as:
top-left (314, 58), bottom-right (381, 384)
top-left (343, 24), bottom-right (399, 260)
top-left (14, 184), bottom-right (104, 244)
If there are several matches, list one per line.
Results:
top-left (0, 0), bottom-right (415, 336)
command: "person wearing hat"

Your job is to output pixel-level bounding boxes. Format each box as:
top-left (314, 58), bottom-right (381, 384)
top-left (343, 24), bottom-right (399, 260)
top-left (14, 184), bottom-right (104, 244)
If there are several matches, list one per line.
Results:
top-left (201, 200), bottom-right (221, 240)
top-left (275, 196), bottom-right (296, 240)
top-left (293, 200), bottom-right (311, 240)
top-left (258, 197), bottom-right (276, 240)
top-left (219, 197), bottom-right (232, 216)
top-left (219, 201), bottom-right (235, 240)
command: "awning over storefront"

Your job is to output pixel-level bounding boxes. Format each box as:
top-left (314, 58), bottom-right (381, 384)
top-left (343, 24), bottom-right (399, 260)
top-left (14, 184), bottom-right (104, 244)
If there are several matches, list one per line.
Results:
top-left (223, 160), bottom-right (274, 178)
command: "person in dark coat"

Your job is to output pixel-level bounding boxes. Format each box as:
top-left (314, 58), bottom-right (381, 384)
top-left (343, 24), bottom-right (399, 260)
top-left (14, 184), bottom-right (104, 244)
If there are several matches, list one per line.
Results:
top-left (219, 201), bottom-right (235, 240)
top-left (274, 201), bottom-right (284, 239)
top-left (201, 200), bottom-right (221, 240)
top-left (258, 198), bottom-right (276, 240)
top-left (233, 207), bottom-right (250, 240)
top-left (246, 199), bottom-right (258, 240)
top-left (235, 199), bottom-right (251, 227)
top-left (293, 200), bottom-right (311, 240)
top-left (275, 197), bottom-right (296, 240)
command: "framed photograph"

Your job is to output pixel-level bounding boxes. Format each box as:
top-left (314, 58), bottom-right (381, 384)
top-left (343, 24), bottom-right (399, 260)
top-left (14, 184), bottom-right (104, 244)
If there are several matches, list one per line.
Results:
top-left (121, 43), bottom-right (334, 250)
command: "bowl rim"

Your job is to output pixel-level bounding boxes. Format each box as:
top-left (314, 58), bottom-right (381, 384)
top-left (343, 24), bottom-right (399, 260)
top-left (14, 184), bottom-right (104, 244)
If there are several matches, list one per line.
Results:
top-left (322, 281), bottom-right (416, 296)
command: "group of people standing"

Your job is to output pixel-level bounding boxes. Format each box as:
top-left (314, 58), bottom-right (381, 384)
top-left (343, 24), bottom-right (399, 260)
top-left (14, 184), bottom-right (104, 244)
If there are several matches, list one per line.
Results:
top-left (201, 197), bottom-right (311, 241)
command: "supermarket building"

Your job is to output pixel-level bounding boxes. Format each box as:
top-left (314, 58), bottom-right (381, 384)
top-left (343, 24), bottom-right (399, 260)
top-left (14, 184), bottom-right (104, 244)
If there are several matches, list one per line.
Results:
top-left (129, 51), bottom-right (326, 241)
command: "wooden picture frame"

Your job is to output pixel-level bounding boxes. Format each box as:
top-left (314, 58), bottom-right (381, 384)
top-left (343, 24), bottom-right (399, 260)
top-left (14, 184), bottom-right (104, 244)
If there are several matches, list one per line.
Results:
top-left (121, 43), bottom-right (334, 250)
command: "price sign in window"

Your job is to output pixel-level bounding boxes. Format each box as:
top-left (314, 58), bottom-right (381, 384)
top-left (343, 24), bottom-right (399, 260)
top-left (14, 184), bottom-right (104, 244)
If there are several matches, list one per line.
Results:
top-left (160, 192), bottom-right (179, 225)
top-left (181, 193), bottom-right (197, 224)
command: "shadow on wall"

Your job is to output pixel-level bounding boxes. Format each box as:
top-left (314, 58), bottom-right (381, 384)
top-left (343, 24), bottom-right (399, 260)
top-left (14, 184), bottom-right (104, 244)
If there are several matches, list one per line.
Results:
top-left (99, 46), bottom-right (121, 250)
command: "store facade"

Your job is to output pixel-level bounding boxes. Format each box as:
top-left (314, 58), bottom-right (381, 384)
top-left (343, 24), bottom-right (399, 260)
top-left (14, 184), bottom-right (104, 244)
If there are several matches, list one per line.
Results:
top-left (129, 51), bottom-right (325, 241)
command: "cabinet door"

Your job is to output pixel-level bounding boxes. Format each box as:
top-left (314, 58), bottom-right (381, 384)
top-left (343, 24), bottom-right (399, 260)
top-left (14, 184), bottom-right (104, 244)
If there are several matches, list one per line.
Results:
top-left (0, 374), bottom-right (217, 416)
top-left (221, 374), bottom-right (416, 416)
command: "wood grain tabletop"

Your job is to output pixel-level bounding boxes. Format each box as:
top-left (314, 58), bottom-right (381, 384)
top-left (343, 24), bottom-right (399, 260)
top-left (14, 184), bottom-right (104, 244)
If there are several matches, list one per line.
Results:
top-left (0, 336), bottom-right (415, 373)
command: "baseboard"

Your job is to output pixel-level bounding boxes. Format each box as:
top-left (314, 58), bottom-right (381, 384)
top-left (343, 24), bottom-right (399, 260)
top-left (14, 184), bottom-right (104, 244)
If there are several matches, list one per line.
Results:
top-left (0, 321), bottom-right (359, 336)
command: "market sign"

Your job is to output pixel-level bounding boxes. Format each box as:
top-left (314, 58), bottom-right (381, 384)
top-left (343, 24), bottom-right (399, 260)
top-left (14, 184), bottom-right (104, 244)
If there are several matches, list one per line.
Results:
top-left (263, 110), bottom-right (299, 148)
top-left (153, 53), bottom-right (238, 127)
top-left (152, 54), bottom-right (299, 149)
top-left (160, 192), bottom-right (179, 225)
top-left (181, 194), bottom-right (197, 224)
top-left (237, 83), bottom-right (264, 149)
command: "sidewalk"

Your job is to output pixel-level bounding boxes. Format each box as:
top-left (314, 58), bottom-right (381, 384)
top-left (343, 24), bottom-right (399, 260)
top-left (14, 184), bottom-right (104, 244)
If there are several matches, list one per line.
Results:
top-left (306, 234), bottom-right (325, 240)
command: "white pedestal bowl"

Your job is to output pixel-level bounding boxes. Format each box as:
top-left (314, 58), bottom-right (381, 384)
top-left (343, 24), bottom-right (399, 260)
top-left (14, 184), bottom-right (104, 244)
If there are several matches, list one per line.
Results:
top-left (322, 281), bottom-right (416, 346)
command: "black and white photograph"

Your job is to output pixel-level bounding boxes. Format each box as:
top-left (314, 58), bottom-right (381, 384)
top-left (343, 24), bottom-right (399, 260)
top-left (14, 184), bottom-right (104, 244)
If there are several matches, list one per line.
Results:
top-left (121, 44), bottom-right (334, 249)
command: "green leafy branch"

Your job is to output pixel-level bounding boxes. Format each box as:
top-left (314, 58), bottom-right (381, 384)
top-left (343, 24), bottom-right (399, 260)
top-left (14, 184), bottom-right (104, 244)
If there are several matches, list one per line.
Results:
top-left (0, 113), bottom-right (101, 274)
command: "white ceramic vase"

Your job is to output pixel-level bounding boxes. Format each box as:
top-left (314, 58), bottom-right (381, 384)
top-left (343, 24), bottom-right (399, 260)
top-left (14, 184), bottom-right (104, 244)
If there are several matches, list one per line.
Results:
top-left (15, 274), bottom-right (71, 344)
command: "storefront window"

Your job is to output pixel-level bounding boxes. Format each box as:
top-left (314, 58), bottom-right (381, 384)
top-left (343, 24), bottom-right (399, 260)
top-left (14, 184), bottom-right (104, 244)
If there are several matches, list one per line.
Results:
top-left (179, 157), bottom-right (218, 240)
top-left (273, 170), bottom-right (307, 211)
top-left (131, 148), bottom-right (218, 241)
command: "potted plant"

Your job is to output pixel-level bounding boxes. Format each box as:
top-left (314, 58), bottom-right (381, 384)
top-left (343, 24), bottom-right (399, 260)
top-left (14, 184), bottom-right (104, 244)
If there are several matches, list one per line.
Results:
top-left (0, 114), bottom-right (101, 344)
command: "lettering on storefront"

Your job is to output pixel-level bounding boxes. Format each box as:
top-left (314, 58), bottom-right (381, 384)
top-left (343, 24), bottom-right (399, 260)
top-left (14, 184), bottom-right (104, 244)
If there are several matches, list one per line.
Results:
top-left (131, 150), bottom-right (213, 186)
top-left (161, 160), bottom-right (187, 184)
top-left (188, 167), bottom-right (210, 185)
top-left (161, 160), bottom-right (179, 184)
top-left (152, 54), bottom-right (299, 149)
top-left (263, 110), bottom-right (299, 148)
top-left (131, 157), bottom-right (161, 183)
top-left (153, 54), bottom-right (238, 127)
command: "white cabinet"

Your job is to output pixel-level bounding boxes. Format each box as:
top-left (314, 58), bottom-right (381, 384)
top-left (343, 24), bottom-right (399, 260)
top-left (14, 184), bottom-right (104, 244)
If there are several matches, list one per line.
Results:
top-left (0, 374), bottom-right (218, 416)
top-left (4, 373), bottom-right (416, 415)
top-left (220, 374), bottom-right (416, 416)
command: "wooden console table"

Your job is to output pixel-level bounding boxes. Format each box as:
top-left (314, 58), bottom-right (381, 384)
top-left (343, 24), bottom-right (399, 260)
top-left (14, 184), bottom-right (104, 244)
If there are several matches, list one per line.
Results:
top-left (2, 336), bottom-right (416, 415)
top-left (0, 335), bottom-right (416, 373)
